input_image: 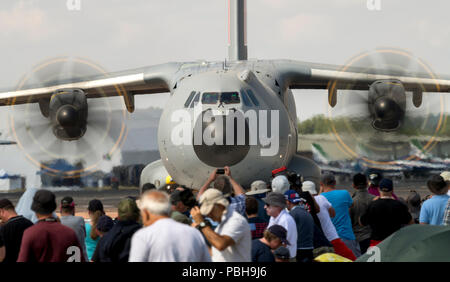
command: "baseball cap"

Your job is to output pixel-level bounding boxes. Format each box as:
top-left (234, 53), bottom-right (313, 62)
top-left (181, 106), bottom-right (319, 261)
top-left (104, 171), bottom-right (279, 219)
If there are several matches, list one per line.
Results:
top-left (353, 173), bottom-right (367, 188)
top-left (118, 198), bottom-right (140, 221)
top-left (263, 192), bottom-right (287, 209)
top-left (321, 173), bottom-right (336, 186)
top-left (271, 175), bottom-right (290, 194)
top-left (199, 189), bottom-right (229, 216)
top-left (379, 178), bottom-right (394, 192)
top-left (96, 215), bottom-right (114, 233)
top-left (31, 190), bottom-right (57, 215)
top-left (440, 171), bottom-right (450, 182)
top-left (61, 196), bottom-right (75, 208)
top-left (302, 181), bottom-right (317, 195)
top-left (267, 225), bottom-right (290, 245)
top-left (368, 172), bottom-right (383, 186)
top-left (246, 180), bottom-right (270, 196)
top-left (284, 190), bottom-right (301, 203)
top-left (273, 246), bottom-right (290, 259)
top-left (0, 199), bottom-right (14, 209)
top-left (88, 199), bottom-right (104, 213)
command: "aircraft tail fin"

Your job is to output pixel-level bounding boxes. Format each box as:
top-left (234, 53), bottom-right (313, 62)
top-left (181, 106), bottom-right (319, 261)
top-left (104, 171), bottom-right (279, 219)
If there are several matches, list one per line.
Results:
top-left (356, 142), bottom-right (370, 158)
top-left (311, 143), bottom-right (330, 165)
top-left (228, 0), bottom-right (247, 61)
top-left (409, 138), bottom-right (430, 159)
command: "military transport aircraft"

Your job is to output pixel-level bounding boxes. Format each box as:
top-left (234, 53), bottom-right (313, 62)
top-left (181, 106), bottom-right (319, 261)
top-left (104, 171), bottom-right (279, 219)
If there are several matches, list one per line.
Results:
top-left (0, 0), bottom-right (449, 189)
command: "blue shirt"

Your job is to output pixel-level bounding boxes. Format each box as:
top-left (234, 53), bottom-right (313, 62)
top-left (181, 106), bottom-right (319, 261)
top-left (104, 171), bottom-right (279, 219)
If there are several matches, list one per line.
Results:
top-left (419, 194), bottom-right (450, 225)
top-left (85, 223), bottom-right (100, 260)
top-left (322, 190), bottom-right (355, 240)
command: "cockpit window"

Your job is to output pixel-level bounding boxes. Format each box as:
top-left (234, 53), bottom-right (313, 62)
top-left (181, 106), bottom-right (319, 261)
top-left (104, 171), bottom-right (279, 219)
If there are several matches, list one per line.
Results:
top-left (240, 90), bottom-right (252, 107)
top-left (184, 91), bottom-right (196, 108)
top-left (202, 92), bottom-right (219, 104)
top-left (246, 89), bottom-right (259, 106)
top-left (190, 92), bottom-right (200, 108)
top-left (220, 92), bottom-right (240, 104)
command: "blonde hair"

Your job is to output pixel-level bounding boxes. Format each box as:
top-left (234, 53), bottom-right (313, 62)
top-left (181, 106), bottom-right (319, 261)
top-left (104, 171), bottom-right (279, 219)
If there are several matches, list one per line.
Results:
top-left (90, 210), bottom-right (104, 240)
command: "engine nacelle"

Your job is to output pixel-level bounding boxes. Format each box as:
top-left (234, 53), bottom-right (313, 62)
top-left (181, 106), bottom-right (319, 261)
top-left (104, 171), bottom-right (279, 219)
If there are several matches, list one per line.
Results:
top-left (49, 89), bottom-right (88, 140)
top-left (368, 80), bottom-right (406, 131)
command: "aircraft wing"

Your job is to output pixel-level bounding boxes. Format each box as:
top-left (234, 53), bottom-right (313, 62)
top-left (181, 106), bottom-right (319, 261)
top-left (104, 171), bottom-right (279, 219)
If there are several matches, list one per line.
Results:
top-left (273, 59), bottom-right (450, 106)
top-left (0, 62), bottom-right (183, 112)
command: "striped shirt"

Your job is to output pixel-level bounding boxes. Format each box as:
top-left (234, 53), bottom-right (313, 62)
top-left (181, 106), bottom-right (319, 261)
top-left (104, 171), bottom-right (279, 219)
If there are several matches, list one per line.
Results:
top-left (444, 199), bottom-right (450, 226)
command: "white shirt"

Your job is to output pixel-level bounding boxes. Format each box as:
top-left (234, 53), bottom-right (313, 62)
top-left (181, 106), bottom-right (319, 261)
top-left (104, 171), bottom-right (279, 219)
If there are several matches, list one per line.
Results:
top-left (129, 218), bottom-right (211, 262)
top-left (314, 195), bottom-right (339, 242)
top-left (212, 207), bottom-right (252, 262)
top-left (268, 209), bottom-right (298, 258)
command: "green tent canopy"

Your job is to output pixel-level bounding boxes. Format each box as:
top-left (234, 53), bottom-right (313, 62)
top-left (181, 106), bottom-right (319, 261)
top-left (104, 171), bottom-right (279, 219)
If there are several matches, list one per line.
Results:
top-left (357, 225), bottom-right (450, 262)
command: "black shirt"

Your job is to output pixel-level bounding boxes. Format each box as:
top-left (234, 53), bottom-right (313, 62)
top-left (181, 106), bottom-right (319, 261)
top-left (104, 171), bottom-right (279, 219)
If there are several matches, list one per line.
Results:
top-left (360, 199), bottom-right (412, 241)
top-left (251, 239), bottom-right (275, 262)
top-left (0, 216), bottom-right (33, 263)
top-left (94, 220), bottom-right (141, 262)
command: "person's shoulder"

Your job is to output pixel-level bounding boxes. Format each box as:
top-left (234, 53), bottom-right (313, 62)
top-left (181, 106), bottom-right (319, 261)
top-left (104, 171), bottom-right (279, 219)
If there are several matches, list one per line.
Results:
top-left (230, 210), bottom-right (249, 224)
top-left (251, 238), bottom-right (263, 247)
top-left (131, 224), bottom-right (149, 239)
top-left (74, 216), bottom-right (85, 223)
top-left (283, 211), bottom-right (297, 223)
top-left (421, 197), bottom-right (433, 208)
top-left (340, 189), bottom-right (352, 196)
top-left (21, 221), bottom-right (45, 238)
top-left (58, 222), bottom-right (79, 235)
top-left (234, 194), bottom-right (246, 200)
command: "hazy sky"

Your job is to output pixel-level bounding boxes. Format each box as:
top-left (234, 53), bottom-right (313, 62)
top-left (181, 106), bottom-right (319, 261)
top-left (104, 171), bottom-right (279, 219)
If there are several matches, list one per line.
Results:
top-left (0, 0), bottom-right (449, 179)
top-left (1, 0), bottom-right (450, 121)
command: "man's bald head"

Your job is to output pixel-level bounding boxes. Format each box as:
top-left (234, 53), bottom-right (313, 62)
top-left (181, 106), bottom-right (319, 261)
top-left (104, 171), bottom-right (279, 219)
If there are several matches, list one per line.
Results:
top-left (139, 190), bottom-right (171, 217)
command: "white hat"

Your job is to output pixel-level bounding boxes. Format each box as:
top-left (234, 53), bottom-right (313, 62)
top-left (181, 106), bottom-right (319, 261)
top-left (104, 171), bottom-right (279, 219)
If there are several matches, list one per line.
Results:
top-left (271, 175), bottom-right (290, 194)
top-left (440, 171), bottom-right (450, 182)
top-left (246, 180), bottom-right (270, 195)
top-left (302, 181), bottom-right (317, 195)
top-left (199, 189), bottom-right (229, 216)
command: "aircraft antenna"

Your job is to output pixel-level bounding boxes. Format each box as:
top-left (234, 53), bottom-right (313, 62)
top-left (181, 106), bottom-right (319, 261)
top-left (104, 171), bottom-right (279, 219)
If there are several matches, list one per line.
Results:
top-left (228, 0), bottom-right (247, 61)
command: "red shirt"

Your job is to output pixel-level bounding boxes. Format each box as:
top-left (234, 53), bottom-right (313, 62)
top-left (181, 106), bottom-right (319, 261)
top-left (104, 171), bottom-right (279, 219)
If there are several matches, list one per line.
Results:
top-left (17, 220), bottom-right (85, 262)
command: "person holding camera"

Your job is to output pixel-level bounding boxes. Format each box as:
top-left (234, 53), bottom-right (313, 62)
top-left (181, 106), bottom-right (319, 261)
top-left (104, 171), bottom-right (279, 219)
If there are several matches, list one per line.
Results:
top-left (190, 189), bottom-right (251, 262)
top-left (197, 166), bottom-right (246, 216)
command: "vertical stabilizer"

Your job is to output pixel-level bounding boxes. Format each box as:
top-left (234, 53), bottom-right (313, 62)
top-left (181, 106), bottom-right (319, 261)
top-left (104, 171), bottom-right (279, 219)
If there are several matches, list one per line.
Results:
top-left (312, 143), bottom-right (330, 165)
top-left (228, 0), bottom-right (248, 61)
top-left (409, 139), bottom-right (430, 159)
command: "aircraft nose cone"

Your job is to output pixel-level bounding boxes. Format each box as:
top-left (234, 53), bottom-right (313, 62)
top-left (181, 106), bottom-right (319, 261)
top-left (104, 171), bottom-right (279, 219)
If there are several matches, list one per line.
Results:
top-left (374, 97), bottom-right (398, 120)
top-left (56, 105), bottom-right (79, 127)
top-left (372, 97), bottom-right (403, 131)
top-left (193, 110), bottom-right (250, 167)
